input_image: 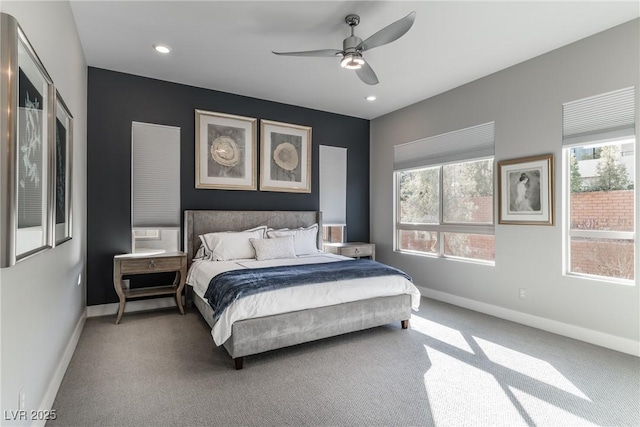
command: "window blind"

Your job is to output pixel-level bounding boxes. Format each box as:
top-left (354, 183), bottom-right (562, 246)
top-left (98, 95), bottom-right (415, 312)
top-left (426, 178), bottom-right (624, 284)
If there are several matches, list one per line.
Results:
top-left (563, 86), bottom-right (636, 146)
top-left (132, 122), bottom-right (180, 227)
top-left (394, 122), bottom-right (495, 171)
top-left (319, 145), bottom-right (347, 225)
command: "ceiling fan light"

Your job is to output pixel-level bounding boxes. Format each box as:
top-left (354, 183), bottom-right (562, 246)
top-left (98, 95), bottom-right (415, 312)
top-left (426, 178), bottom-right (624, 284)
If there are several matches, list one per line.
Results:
top-left (340, 53), bottom-right (364, 70)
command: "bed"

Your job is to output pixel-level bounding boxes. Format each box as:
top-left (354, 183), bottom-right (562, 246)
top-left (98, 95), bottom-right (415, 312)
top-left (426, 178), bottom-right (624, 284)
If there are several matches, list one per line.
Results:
top-left (184, 210), bottom-right (420, 369)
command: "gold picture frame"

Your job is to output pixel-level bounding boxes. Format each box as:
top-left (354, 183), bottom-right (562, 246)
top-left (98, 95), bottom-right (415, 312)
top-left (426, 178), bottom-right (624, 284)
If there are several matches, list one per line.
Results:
top-left (195, 109), bottom-right (257, 191)
top-left (260, 119), bottom-right (312, 193)
top-left (498, 154), bottom-right (554, 225)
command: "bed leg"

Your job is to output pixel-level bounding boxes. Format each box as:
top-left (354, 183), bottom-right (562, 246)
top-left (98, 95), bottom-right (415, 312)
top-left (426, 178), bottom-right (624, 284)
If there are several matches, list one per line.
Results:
top-left (234, 357), bottom-right (244, 370)
top-left (401, 320), bottom-right (409, 329)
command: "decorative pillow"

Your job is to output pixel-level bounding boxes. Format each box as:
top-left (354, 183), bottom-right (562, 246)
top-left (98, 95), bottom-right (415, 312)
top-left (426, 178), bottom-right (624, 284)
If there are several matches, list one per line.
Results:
top-left (250, 236), bottom-right (296, 261)
top-left (199, 226), bottom-right (267, 261)
top-left (266, 223), bottom-right (319, 256)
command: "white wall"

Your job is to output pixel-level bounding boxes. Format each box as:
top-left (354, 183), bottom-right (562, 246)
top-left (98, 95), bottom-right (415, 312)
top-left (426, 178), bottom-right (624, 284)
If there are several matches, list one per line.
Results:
top-left (0, 1), bottom-right (87, 424)
top-left (371, 20), bottom-right (639, 353)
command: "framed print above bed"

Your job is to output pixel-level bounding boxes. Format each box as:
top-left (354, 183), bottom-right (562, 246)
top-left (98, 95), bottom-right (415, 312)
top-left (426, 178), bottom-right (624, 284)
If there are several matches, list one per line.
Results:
top-left (54, 92), bottom-right (73, 245)
top-left (498, 154), bottom-right (554, 225)
top-left (260, 119), bottom-right (312, 193)
top-left (195, 109), bottom-right (257, 191)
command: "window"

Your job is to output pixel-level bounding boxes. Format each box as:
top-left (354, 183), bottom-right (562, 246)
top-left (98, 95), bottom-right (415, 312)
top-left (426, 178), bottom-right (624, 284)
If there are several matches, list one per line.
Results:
top-left (563, 87), bottom-right (635, 282)
top-left (131, 122), bottom-right (181, 254)
top-left (319, 145), bottom-right (347, 243)
top-left (394, 123), bottom-right (495, 263)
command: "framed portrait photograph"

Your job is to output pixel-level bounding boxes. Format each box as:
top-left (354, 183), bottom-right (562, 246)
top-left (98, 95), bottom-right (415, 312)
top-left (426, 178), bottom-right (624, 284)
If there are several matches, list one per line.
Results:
top-left (260, 119), bottom-right (312, 193)
top-left (195, 109), bottom-right (257, 190)
top-left (498, 154), bottom-right (554, 225)
top-left (54, 92), bottom-right (73, 245)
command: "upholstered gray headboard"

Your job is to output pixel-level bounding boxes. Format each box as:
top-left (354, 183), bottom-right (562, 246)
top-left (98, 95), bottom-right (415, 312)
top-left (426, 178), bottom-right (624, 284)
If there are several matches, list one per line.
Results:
top-left (184, 210), bottom-right (322, 267)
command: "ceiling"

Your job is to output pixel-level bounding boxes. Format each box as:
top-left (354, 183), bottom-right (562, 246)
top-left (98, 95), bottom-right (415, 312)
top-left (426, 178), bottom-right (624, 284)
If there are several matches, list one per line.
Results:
top-left (69, 1), bottom-right (639, 120)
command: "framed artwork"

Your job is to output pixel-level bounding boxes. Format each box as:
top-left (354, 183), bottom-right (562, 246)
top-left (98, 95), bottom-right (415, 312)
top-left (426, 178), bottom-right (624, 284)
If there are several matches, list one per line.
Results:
top-left (54, 92), bottom-right (73, 245)
top-left (0, 14), bottom-right (56, 267)
top-left (260, 119), bottom-right (312, 193)
top-left (195, 109), bottom-right (257, 190)
top-left (498, 154), bottom-right (554, 225)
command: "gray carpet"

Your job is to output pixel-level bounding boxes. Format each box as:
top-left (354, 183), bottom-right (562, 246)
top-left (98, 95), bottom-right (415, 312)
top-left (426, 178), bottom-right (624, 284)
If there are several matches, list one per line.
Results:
top-left (48, 298), bottom-right (639, 426)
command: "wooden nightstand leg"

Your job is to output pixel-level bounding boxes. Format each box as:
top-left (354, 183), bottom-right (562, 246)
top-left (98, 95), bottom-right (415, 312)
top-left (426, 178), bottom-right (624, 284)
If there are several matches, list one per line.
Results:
top-left (116, 299), bottom-right (126, 324)
top-left (174, 269), bottom-right (186, 315)
top-left (113, 260), bottom-right (126, 325)
top-left (175, 292), bottom-right (185, 315)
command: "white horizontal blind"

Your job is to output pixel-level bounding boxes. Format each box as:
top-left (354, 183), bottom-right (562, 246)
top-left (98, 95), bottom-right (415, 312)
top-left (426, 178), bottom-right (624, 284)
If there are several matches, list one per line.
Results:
top-left (132, 122), bottom-right (180, 227)
top-left (563, 86), bottom-right (636, 146)
top-left (319, 145), bottom-right (347, 225)
top-left (394, 122), bottom-right (495, 170)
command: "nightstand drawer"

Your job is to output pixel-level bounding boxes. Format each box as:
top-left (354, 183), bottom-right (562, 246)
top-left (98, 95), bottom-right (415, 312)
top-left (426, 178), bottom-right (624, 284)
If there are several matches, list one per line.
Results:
top-left (323, 242), bottom-right (375, 260)
top-left (339, 245), bottom-right (373, 258)
top-left (120, 256), bottom-right (182, 274)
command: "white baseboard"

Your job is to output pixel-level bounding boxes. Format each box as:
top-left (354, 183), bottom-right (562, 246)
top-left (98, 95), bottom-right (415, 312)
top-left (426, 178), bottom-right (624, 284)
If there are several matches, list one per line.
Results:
top-left (419, 286), bottom-right (640, 357)
top-left (34, 309), bottom-right (87, 427)
top-left (86, 297), bottom-right (177, 318)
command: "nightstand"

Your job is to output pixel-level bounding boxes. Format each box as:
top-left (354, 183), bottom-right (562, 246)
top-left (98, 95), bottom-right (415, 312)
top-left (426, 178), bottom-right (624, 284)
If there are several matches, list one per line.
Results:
top-left (323, 242), bottom-right (375, 260)
top-left (113, 251), bottom-right (187, 324)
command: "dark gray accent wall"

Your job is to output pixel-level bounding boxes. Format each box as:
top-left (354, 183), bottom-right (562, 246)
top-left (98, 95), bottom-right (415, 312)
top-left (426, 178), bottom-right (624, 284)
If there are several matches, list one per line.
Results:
top-left (87, 67), bottom-right (370, 306)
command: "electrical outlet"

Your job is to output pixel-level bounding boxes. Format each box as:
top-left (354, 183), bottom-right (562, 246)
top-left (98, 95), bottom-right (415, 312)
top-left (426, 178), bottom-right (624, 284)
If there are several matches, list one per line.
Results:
top-left (18, 388), bottom-right (25, 410)
top-left (519, 288), bottom-right (527, 299)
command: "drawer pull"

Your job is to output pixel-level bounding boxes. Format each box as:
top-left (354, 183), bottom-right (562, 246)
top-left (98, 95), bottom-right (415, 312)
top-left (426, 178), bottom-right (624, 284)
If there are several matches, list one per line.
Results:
top-left (148, 260), bottom-right (156, 270)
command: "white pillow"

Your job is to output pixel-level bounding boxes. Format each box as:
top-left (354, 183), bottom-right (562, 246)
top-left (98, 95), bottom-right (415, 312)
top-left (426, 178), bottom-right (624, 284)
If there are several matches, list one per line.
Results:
top-left (266, 224), bottom-right (319, 256)
top-left (250, 236), bottom-right (296, 261)
top-left (193, 244), bottom-right (207, 261)
top-left (199, 226), bottom-right (267, 261)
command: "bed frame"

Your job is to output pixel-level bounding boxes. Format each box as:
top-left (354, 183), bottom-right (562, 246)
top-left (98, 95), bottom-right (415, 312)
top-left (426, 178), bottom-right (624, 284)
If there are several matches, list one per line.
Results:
top-left (184, 210), bottom-right (411, 369)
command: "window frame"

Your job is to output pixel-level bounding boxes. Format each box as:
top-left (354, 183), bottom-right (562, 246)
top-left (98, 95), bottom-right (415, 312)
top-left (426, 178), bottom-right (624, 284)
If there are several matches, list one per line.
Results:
top-left (563, 137), bottom-right (635, 285)
top-left (394, 156), bottom-right (496, 264)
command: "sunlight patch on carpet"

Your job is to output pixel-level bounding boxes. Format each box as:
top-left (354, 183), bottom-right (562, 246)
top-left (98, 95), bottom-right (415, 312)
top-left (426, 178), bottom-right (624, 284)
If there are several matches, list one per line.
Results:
top-left (509, 387), bottom-right (599, 426)
top-left (424, 346), bottom-right (523, 426)
top-left (475, 337), bottom-right (590, 400)
top-left (411, 315), bottom-right (474, 354)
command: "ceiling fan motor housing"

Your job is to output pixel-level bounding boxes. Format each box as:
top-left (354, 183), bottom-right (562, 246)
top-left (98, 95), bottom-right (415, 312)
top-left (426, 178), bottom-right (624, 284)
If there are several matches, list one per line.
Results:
top-left (343, 35), bottom-right (363, 54)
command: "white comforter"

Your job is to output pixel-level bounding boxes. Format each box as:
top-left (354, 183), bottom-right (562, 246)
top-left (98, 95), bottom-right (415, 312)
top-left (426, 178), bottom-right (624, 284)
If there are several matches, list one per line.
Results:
top-left (187, 253), bottom-right (421, 346)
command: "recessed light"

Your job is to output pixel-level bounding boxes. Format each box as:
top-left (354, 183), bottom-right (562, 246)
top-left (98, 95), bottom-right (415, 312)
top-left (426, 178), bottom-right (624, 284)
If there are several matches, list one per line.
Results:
top-left (366, 95), bottom-right (377, 101)
top-left (153, 44), bottom-right (171, 54)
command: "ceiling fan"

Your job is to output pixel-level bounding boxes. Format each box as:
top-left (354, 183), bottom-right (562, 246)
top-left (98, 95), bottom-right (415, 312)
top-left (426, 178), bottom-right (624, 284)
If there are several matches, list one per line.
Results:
top-left (272, 11), bottom-right (416, 85)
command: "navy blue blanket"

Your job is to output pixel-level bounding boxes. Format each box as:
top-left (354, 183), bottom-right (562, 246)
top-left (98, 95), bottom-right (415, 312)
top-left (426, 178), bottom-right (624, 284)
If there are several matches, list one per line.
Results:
top-left (204, 259), bottom-right (412, 321)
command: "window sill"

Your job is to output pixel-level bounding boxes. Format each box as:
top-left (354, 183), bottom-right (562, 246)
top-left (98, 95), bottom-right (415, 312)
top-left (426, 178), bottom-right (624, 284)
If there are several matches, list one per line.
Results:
top-left (564, 272), bottom-right (635, 286)
top-left (394, 249), bottom-right (495, 267)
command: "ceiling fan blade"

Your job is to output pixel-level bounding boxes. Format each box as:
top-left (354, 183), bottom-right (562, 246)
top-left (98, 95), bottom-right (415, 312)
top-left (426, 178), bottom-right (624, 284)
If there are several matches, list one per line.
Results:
top-left (272, 49), bottom-right (342, 57)
top-left (355, 61), bottom-right (379, 85)
top-left (357, 11), bottom-right (416, 52)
